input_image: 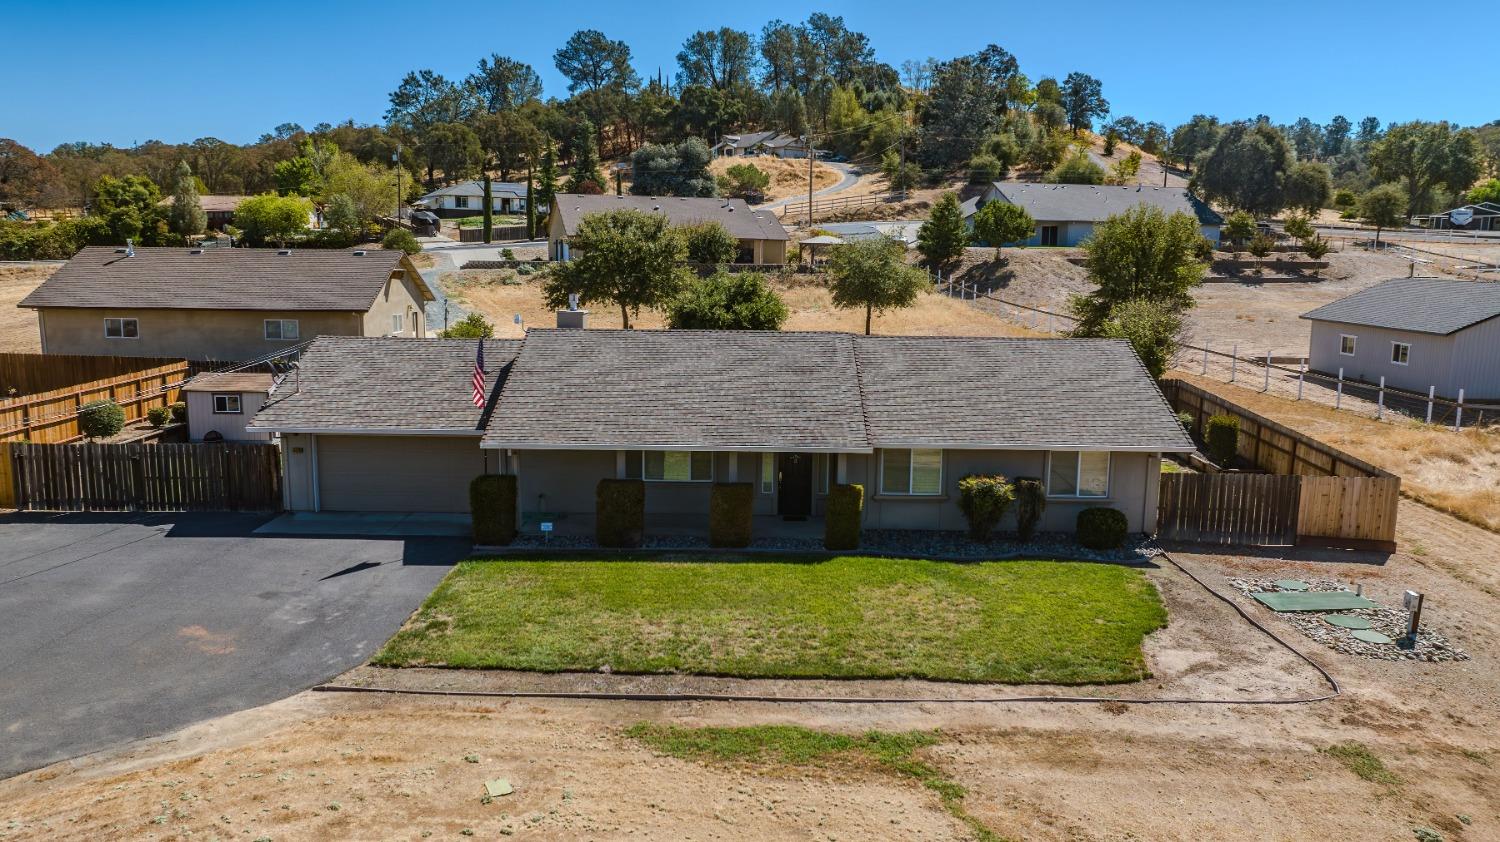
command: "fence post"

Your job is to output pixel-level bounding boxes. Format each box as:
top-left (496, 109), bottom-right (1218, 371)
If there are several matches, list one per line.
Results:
top-left (1336, 367), bottom-right (1344, 410)
top-left (1455, 388), bottom-right (1465, 431)
top-left (1230, 344), bottom-right (1238, 382)
top-left (1377, 376), bottom-right (1385, 420)
top-left (1202, 345), bottom-right (1208, 375)
top-left (1297, 359), bottom-right (1305, 400)
top-left (1426, 385), bottom-right (1435, 424)
top-left (1263, 351), bottom-right (1271, 392)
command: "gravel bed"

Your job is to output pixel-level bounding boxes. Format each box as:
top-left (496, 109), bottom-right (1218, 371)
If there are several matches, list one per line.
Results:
top-left (505, 529), bottom-right (1157, 562)
top-left (1229, 577), bottom-right (1469, 662)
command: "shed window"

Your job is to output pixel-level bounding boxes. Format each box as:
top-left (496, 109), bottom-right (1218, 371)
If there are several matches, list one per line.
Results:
top-left (212, 393), bottom-right (242, 414)
top-left (264, 319), bottom-right (299, 340)
top-left (1391, 342), bottom-right (1410, 366)
top-left (1047, 451), bottom-right (1110, 498)
top-left (1339, 334), bottom-right (1356, 355)
top-left (104, 317), bottom-right (138, 339)
top-left (880, 448), bottom-right (942, 496)
top-left (623, 450), bottom-right (713, 482)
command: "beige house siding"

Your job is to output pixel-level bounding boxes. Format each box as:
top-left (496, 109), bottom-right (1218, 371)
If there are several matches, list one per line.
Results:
top-left (360, 272), bottom-right (428, 338)
top-left (185, 389), bottom-right (271, 442)
top-left (36, 307), bottom-right (362, 360)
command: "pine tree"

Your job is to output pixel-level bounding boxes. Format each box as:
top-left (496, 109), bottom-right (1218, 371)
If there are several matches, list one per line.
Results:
top-left (167, 160), bottom-right (206, 236)
top-left (916, 192), bottom-right (969, 267)
top-left (565, 121), bottom-right (606, 194)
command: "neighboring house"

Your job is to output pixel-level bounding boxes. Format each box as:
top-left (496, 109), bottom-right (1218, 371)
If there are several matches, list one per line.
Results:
top-left (250, 324), bottom-right (1192, 535)
top-left (1300, 277), bottom-right (1500, 400)
top-left (976, 183), bottom-right (1223, 247)
top-left (711, 131), bottom-right (814, 159)
top-left (548, 194), bottom-right (790, 264)
top-left (19, 246), bottom-right (434, 361)
top-left (158, 194), bottom-right (252, 230)
top-left (182, 372), bottom-right (275, 442)
top-left (415, 181), bottom-right (538, 218)
top-left (1418, 201), bottom-right (1500, 232)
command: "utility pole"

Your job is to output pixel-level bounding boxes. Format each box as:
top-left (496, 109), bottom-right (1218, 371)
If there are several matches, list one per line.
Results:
top-left (393, 144), bottom-right (402, 223)
top-left (806, 133), bottom-right (814, 228)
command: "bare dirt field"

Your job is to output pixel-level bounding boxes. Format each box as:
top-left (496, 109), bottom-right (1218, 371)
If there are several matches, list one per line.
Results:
top-left (5, 510), bottom-right (1500, 840)
top-left (0, 264), bottom-right (54, 353)
top-left (708, 156), bottom-right (842, 203)
top-left (441, 270), bottom-right (1038, 339)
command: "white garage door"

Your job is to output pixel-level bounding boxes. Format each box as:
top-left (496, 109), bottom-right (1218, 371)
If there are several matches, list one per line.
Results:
top-left (317, 435), bottom-right (482, 513)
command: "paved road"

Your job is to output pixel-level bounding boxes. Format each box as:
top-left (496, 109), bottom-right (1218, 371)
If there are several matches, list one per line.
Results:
top-left (755, 161), bottom-right (858, 212)
top-left (0, 513), bottom-right (465, 778)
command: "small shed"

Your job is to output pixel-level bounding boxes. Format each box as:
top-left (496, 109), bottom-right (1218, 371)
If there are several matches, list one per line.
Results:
top-left (182, 372), bottom-right (275, 442)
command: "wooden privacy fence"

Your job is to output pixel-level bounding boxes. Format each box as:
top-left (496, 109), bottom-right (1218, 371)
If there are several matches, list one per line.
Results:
top-left (5, 442), bottom-right (282, 512)
top-left (0, 352), bottom-right (186, 397)
top-left (0, 361), bottom-right (188, 444)
top-left (1158, 473), bottom-right (1399, 551)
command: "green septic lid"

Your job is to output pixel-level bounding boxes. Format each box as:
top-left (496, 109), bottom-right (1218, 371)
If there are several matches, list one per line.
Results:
top-left (1324, 614), bottom-right (1374, 630)
top-left (1274, 579), bottom-right (1311, 591)
top-left (1352, 629), bottom-right (1395, 645)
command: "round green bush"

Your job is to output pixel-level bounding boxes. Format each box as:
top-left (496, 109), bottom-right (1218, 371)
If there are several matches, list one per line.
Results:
top-left (382, 227), bottom-right (421, 255)
top-left (1076, 507), bottom-right (1128, 550)
top-left (146, 406), bottom-right (169, 428)
top-left (169, 401), bottom-right (187, 423)
top-left (957, 474), bottom-right (1015, 541)
top-left (79, 399), bottom-right (126, 439)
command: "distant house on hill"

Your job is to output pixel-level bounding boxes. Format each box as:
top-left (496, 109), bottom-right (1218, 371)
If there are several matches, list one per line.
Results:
top-left (19, 246), bottom-right (433, 361)
top-left (415, 180), bottom-right (538, 218)
top-left (974, 183), bottom-right (1223, 247)
top-left (1301, 277), bottom-right (1500, 400)
top-left (547, 193), bottom-right (790, 264)
top-left (711, 131), bottom-right (815, 160)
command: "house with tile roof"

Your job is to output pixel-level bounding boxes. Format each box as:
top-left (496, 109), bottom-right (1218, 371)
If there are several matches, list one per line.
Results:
top-left (976, 183), bottom-right (1223, 247)
top-left (19, 246), bottom-right (434, 361)
top-left (547, 193), bottom-right (791, 264)
top-left (249, 323), bottom-right (1191, 536)
top-left (1301, 277), bottom-right (1500, 400)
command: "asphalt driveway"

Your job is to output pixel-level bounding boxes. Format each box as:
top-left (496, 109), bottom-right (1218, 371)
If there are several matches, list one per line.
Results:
top-left (0, 512), bottom-right (466, 779)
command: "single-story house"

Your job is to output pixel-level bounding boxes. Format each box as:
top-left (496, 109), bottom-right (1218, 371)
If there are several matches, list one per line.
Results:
top-left (182, 372), bottom-right (275, 442)
top-left (1301, 277), bottom-right (1500, 400)
top-left (19, 246), bottom-right (434, 361)
top-left (414, 180), bottom-right (539, 218)
top-left (976, 183), bottom-right (1223, 247)
top-left (547, 193), bottom-right (790, 264)
top-left (158, 194), bottom-right (253, 230)
top-left (711, 131), bottom-right (814, 159)
top-left (249, 322), bottom-right (1192, 537)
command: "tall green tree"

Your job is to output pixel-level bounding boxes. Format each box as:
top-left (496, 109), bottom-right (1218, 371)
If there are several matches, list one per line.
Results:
top-left (1059, 72), bottom-right (1108, 134)
top-left (541, 209), bottom-right (688, 328)
top-left (564, 121), bottom-right (606, 193)
top-left (234, 194), bottom-right (312, 247)
top-left (1098, 298), bottom-right (1185, 379)
top-left (93, 174), bottom-right (165, 244)
top-left (1358, 183), bottom-right (1408, 248)
top-left (668, 271), bottom-right (788, 330)
top-left (466, 54), bottom-right (542, 113)
top-left (1193, 121), bottom-right (1294, 217)
top-left (631, 138), bottom-right (716, 197)
top-left (1283, 160), bottom-right (1332, 214)
top-left (971, 201), bottom-right (1034, 258)
top-left (916, 192), bottom-right (969, 267)
top-left (828, 236), bottom-right (929, 335)
top-left (1368, 121), bottom-right (1482, 215)
top-left (1069, 205), bottom-right (1205, 334)
top-left (535, 145), bottom-right (558, 224)
top-left (166, 160), bottom-right (206, 236)
top-left (422, 122), bottom-right (481, 185)
top-left (1168, 115), bottom-right (1222, 173)
top-left (553, 29), bottom-right (639, 94)
top-left (676, 28), bottom-right (756, 90)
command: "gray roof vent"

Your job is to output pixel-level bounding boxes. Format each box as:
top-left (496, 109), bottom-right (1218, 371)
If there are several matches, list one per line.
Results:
top-left (114, 248), bottom-right (128, 253)
top-left (189, 248), bottom-right (204, 255)
top-left (352, 249), bottom-right (367, 256)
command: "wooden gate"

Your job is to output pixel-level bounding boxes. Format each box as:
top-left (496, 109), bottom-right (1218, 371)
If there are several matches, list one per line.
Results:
top-left (7, 442), bottom-right (282, 512)
top-left (1157, 473), bottom-right (1301, 545)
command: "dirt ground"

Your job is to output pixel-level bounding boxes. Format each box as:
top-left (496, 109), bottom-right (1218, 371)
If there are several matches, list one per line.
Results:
top-left (5, 505), bottom-right (1500, 840)
top-left (0, 264), bottom-right (55, 353)
top-left (442, 270), bottom-right (1038, 340)
top-left (707, 156), bottom-right (842, 204)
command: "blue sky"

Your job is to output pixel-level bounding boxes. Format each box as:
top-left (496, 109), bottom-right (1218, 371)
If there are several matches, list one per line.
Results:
top-left (7, 0), bottom-right (1493, 151)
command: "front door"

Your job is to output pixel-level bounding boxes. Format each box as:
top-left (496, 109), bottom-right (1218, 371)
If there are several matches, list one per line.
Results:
top-left (777, 453), bottom-right (813, 520)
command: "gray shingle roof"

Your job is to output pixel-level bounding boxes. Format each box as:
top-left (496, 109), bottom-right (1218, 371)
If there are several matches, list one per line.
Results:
top-left (19, 246), bottom-right (428, 311)
top-left (551, 194), bottom-right (789, 241)
top-left (481, 330), bottom-right (869, 451)
top-left (249, 336), bottom-right (521, 432)
top-left (417, 180), bottom-right (529, 201)
top-left (986, 182), bottom-right (1224, 226)
top-left (1299, 277), bottom-right (1500, 335)
top-left (854, 336), bottom-right (1192, 451)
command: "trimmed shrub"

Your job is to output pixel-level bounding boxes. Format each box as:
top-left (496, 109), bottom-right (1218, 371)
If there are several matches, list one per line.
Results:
top-left (596, 478), bottom-right (645, 548)
top-left (824, 483), bottom-right (864, 551)
top-left (1176, 411), bottom-right (1195, 432)
top-left (78, 399), bottom-right (125, 439)
top-left (169, 401), bottom-right (187, 423)
top-left (957, 474), bottom-right (1015, 541)
top-left (1013, 476), bottom-right (1046, 542)
top-left (146, 406), bottom-right (169, 429)
top-left (709, 482), bottom-right (755, 548)
top-left (1205, 413), bottom-right (1240, 467)
top-left (470, 474), bottom-right (517, 545)
top-left (1077, 507), bottom-right (1128, 550)
top-left (382, 227), bottom-right (421, 255)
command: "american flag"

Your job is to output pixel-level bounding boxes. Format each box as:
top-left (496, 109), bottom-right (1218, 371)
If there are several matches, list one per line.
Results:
top-left (471, 340), bottom-right (486, 407)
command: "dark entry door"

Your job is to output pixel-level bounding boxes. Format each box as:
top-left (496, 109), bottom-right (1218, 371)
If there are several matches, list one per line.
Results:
top-left (777, 453), bottom-right (813, 520)
top-left (1040, 225), bottom-right (1059, 246)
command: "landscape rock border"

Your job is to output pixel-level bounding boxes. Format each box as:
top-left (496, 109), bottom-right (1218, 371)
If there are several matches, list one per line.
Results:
top-left (1228, 577), bottom-right (1468, 662)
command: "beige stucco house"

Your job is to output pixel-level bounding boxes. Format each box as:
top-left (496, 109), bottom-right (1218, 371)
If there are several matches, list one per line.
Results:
top-left (20, 246), bottom-right (433, 362)
top-left (249, 326), bottom-right (1192, 538)
top-left (547, 194), bottom-right (789, 264)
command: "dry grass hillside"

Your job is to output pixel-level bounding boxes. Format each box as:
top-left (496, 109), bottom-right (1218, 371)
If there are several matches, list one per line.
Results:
top-left (0, 264), bottom-right (55, 353)
top-left (708, 156), bottom-right (842, 203)
top-left (439, 269), bottom-right (1037, 339)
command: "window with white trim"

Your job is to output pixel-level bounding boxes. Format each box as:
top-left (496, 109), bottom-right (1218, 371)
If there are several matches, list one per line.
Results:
top-left (212, 393), bottom-right (242, 414)
top-left (622, 450), bottom-right (713, 482)
top-left (760, 453), bottom-right (775, 494)
top-left (104, 317), bottom-right (138, 339)
top-left (1339, 334), bottom-right (1356, 355)
top-left (391, 313), bottom-right (404, 333)
top-left (879, 448), bottom-right (943, 496)
top-left (264, 319), bottom-right (299, 340)
top-left (1391, 342), bottom-right (1410, 366)
top-left (1047, 451), bottom-right (1110, 498)
top-left (455, 196), bottom-right (470, 209)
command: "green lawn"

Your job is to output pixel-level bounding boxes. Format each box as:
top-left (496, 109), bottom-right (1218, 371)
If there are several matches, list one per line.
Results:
top-left (373, 555), bottom-right (1167, 684)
